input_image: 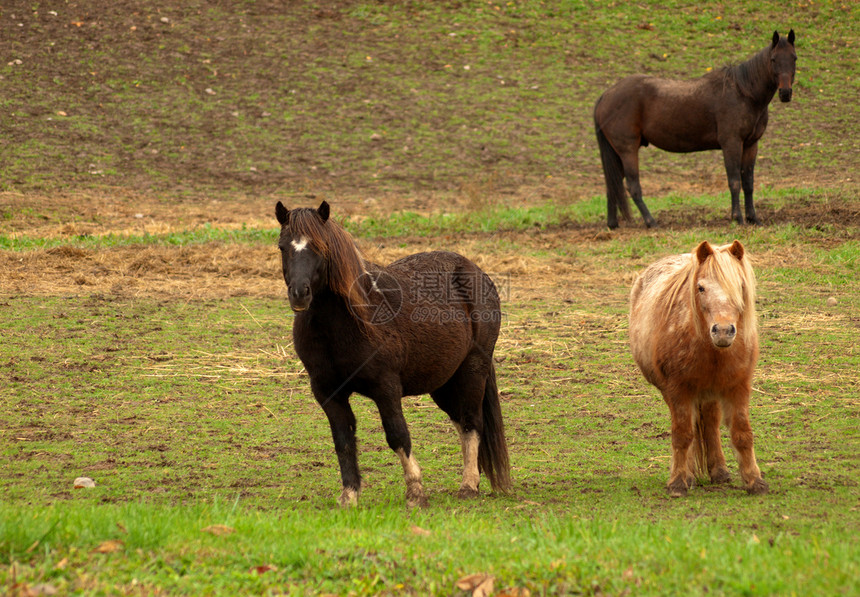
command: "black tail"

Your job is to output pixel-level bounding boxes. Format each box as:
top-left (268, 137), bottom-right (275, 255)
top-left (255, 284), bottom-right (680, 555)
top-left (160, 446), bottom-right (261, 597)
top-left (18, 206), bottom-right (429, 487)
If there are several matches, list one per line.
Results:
top-left (478, 362), bottom-right (511, 492)
top-left (594, 109), bottom-right (631, 225)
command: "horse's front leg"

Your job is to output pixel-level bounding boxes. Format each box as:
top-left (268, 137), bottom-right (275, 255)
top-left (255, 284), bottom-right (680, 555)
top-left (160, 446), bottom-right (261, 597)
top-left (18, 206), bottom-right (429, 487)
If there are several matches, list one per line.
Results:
top-left (664, 392), bottom-right (696, 497)
top-left (701, 401), bottom-right (731, 484)
top-left (723, 395), bottom-right (768, 495)
top-left (374, 394), bottom-right (428, 508)
top-left (721, 143), bottom-right (745, 225)
top-left (741, 143), bottom-right (761, 225)
top-left (317, 393), bottom-right (362, 507)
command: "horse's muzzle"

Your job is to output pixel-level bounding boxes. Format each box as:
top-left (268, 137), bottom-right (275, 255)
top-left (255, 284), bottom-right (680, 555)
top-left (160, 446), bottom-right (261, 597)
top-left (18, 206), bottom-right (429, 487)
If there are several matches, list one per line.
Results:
top-left (778, 88), bottom-right (792, 103)
top-left (710, 323), bottom-right (736, 348)
top-left (289, 283), bottom-right (312, 312)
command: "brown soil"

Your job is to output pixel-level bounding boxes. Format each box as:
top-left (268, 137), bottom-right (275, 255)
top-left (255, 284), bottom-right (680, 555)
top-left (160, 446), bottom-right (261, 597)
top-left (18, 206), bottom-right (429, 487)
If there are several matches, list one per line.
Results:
top-left (2, 190), bottom-right (856, 300)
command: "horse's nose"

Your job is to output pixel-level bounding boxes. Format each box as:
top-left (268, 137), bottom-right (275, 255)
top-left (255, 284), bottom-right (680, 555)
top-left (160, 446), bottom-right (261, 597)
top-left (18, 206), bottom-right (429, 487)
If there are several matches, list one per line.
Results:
top-left (289, 282), bottom-right (311, 310)
top-left (710, 323), bottom-right (736, 347)
top-left (779, 88), bottom-right (792, 102)
top-left (711, 323), bottom-right (736, 336)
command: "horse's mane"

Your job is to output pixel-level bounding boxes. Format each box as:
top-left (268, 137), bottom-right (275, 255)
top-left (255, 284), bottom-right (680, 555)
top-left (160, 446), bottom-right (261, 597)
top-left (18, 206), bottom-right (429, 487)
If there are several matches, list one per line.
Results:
top-left (713, 44), bottom-right (773, 100)
top-left (287, 209), bottom-right (378, 331)
top-left (660, 244), bottom-right (757, 346)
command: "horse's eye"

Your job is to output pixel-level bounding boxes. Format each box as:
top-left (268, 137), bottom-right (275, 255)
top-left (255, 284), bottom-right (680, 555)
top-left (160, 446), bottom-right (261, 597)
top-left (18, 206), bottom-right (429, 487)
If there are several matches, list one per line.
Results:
top-left (698, 284), bottom-right (705, 293)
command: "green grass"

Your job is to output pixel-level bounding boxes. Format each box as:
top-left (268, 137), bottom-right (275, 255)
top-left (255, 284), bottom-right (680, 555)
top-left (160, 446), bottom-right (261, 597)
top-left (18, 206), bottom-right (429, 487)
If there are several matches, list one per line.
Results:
top-left (3, 501), bottom-right (856, 595)
top-left (2, 1), bottom-right (859, 594)
top-left (2, 211), bottom-right (858, 593)
top-left (1, 0), bottom-right (857, 197)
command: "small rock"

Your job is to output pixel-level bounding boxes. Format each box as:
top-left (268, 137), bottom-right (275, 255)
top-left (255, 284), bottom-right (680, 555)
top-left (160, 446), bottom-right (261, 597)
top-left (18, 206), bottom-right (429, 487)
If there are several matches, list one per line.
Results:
top-left (73, 477), bottom-right (95, 489)
top-left (826, 296), bottom-right (837, 307)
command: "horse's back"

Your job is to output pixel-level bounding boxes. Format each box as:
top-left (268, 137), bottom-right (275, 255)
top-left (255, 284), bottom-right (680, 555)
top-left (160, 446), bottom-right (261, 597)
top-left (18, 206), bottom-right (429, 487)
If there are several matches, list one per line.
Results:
top-left (597, 74), bottom-right (721, 152)
top-left (382, 251), bottom-right (501, 395)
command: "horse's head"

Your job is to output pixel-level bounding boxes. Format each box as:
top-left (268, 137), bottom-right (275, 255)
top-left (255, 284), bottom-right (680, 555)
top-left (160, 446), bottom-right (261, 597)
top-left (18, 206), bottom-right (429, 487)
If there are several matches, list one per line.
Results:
top-left (771, 29), bottom-right (796, 103)
top-left (694, 240), bottom-right (753, 349)
top-left (275, 200), bottom-right (331, 312)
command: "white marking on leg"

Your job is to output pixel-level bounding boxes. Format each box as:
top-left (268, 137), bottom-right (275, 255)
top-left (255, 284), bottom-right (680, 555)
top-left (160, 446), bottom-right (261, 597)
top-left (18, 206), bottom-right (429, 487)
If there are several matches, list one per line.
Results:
top-left (338, 486), bottom-right (359, 508)
top-left (458, 427), bottom-right (480, 494)
top-left (291, 236), bottom-right (309, 252)
top-left (395, 447), bottom-right (426, 507)
top-left (396, 447), bottom-right (423, 485)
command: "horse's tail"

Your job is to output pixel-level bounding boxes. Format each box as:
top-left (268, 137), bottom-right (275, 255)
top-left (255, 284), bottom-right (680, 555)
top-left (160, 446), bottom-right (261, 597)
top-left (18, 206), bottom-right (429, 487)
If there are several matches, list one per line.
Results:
top-left (594, 104), bottom-right (631, 224)
top-left (479, 361), bottom-right (511, 493)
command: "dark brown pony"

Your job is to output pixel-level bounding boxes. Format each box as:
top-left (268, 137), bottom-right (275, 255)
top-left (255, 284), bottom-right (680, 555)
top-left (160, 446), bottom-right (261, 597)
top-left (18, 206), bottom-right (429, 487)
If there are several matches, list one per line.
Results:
top-left (595, 30), bottom-right (797, 229)
top-left (275, 201), bottom-right (510, 507)
top-left (629, 240), bottom-right (767, 496)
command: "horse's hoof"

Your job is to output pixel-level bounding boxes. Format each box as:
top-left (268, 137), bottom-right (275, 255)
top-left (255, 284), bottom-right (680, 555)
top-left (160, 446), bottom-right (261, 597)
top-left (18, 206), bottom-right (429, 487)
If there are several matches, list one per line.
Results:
top-left (710, 468), bottom-right (732, 485)
top-left (645, 219), bottom-right (658, 229)
top-left (457, 486), bottom-right (480, 500)
top-left (338, 487), bottom-right (359, 508)
top-left (745, 478), bottom-right (769, 495)
top-left (406, 483), bottom-right (428, 508)
top-left (667, 478), bottom-right (690, 497)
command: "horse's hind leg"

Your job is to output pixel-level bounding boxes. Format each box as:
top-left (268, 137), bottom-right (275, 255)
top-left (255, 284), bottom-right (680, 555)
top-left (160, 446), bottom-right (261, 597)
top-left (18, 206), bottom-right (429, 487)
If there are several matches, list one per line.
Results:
top-left (453, 422), bottom-right (481, 499)
top-left (620, 151), bottom-right (657, 228)
top-left (431, 368), bottom-right (487, 499)
top-left (724, 395), bottom-right (768, 495)
top-left (373, 394), bottom-right (428, 508)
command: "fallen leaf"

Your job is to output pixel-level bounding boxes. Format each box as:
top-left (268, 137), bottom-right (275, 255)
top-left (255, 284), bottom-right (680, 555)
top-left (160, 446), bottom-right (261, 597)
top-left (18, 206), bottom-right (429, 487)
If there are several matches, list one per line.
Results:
top-left (201, 524), bottom-right (235, 536)
top-left (456, 573), bottom-right (495, 597)
top-left (410, 525), bottom-right (431, 536)
top-left (92, 539), bottom-right (124, 553)
top-left (251, 564), bottom-right (277, 574)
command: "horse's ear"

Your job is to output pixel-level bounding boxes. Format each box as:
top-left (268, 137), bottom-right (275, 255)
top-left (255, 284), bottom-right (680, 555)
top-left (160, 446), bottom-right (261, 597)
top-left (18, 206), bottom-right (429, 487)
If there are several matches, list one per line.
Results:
top-left (275, 201), bottom-right (290, 226)
top-left (695, 241), bottom-right (714, 264)
top-left (788, 30), bottom-right (795, 46)
top-left (728, 240), bottom-right (745, 262)
top-left (317, 201), bottom-right (330, 222)
top-left (772, 31), bottom-right (780, 48)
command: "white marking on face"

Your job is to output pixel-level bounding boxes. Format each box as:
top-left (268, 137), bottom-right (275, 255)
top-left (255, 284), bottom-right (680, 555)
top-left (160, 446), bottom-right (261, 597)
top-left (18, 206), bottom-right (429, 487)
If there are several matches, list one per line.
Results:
top-left (291, 236), bottom-right (309, 252)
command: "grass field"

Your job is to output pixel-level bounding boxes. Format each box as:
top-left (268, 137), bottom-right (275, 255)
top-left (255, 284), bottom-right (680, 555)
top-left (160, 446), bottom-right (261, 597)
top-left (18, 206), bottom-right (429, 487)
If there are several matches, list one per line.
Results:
top-left (2, 1), bottom-right (859, 595)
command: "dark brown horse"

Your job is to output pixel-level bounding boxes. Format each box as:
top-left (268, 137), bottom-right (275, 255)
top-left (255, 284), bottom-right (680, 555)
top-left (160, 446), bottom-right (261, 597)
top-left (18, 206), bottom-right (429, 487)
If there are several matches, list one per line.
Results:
top-left (275, 201), bottom-right (510, 507)
top-left (595, 30), bottom-right (796, 229)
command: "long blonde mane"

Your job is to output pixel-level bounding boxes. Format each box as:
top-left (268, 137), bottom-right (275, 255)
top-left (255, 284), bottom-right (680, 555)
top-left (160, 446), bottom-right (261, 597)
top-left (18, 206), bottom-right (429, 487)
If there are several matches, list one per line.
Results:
top-left (658, 243), bottom-right (757, 346)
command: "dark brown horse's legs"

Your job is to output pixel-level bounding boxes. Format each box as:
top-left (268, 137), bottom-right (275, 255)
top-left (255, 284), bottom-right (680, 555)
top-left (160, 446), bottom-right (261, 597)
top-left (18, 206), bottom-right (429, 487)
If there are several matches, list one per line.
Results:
top-left (742, 144), bottom-right (761, 225)
top-left (623, 164), bottom-right (658, 228)
top-left (626, 179), bottom-right (657, 228)
top-left (319, 395), bottom-right (362, 507)
top-left (375, 396), bottom-right (428, 507)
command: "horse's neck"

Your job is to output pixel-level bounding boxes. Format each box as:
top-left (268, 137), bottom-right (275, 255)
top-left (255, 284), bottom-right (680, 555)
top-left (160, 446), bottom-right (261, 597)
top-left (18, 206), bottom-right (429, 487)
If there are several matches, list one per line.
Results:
top-left (301, 290), bottom-right (361, 337)
top-left (739, 47), bottom-right (777, 105)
